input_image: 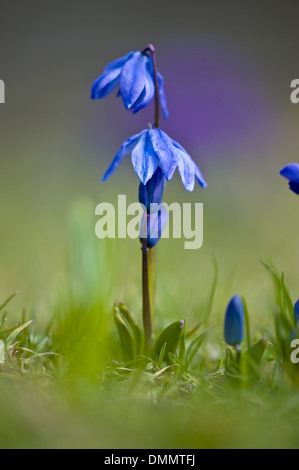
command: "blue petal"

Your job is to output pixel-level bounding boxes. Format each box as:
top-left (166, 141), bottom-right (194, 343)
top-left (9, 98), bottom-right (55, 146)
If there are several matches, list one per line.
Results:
top-left (102, 131), bottom-right (145, 182)
top-left (91, 68), bottom-right (121, 99)
top-left (131, 58), bottom-right (155, 114)
top-left (171, 139), bottom-right (207, 189)
top-left (102, 51), bottom-right (134, 74)
top-left (150, 129), bottom-right (178, 181)
top-left (175, 148), bottom-right (195, 191)
top-left (194, 164), bottom-right (208, 188)
top-left (120, 52), bottom-right (148, 109)
top-left (224, 295), bottom-right (244, 346)
top-left (289, 181), bottom-right (299, 195)
top-left (280, 163), bottom-right (299, 183)
top-left (131, 130), bottom-right (159, 184)
top-left (158, 72), bottom-right (169, 119)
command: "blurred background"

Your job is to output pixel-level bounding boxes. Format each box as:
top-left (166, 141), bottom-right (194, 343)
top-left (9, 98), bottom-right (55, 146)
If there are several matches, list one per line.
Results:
top-left (0, 0), bottom-right (299, 335)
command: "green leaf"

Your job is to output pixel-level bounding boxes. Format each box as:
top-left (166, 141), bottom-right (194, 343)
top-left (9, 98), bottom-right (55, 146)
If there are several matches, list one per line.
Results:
top-left (0, 340), bottom-right (5, 363)
top-left (0, 292), bottom-right (18, 312)
top-left (186, 322), bottom-right (201, 339)
top-left (114, 312), bottom-right (135, 361)
top-left (178, 320), bottom-right (186, 363)
top-left (157, 342), bottom-right (166, 368)
top-left (244, 338), bottom-right (268, 380)
top-left (6, 320), bottom-right (33, 346)
top-left (274, 309), bottom-right (293, 358)
top-left (0, 312), bottom-right (7, 333)
top-left (113, 303), bottom-right (143, 360)
top-left (116, 303), bottom-right (142, 353)
top-left (242, 296), bottom-right (251, 349)
top-left (281, 272), bottom-right (294, 323)
top-left (246, 337), bottom-right (267, 364)
top-left (260, 261), bottom-right (281, 293)
top-left (260, 261), bottom-right (293, 323)
top-left (185, 328), bottom-right (211, 368)
top-left (154, 321), bottom-right (184, 363)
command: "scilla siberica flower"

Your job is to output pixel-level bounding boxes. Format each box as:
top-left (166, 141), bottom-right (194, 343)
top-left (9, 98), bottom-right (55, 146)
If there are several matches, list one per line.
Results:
top-left (102, 128), bottom-right (207, 192)
top-left (280, 163), bottom-right (299, 195)
top-left (224, 295), bottom-right (244, 346)
top-left (91, 50), bottom-right (168, 117)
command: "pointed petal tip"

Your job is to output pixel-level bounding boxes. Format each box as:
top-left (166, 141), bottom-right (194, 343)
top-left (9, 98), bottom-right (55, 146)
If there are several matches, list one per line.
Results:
top-left (196, 176), bottom-right (208, 188)
top-left (91, 91), bottom-right (100, 100)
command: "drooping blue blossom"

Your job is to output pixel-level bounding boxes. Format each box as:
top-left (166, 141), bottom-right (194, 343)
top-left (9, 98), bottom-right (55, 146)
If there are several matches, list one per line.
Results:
top-left (224, 295), bottom-right (244, 346)
top-left (139, 168), bottom-right (165, 212)
top-left (280, 163), bottom-right (299, 195)
top-left (91, 51), bottom-right (168, 117)
top-left (140, 204), bottom-right (169, 248)
top-left (102, 128), bottom-right (207, 191)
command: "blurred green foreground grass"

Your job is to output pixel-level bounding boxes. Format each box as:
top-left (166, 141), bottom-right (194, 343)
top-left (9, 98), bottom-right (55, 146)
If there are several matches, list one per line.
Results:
top-left (1, 161), bottom-right (299, 449)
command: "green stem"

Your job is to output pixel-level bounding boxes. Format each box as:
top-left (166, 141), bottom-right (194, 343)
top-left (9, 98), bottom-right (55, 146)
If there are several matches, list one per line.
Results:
top-left (148, 246), bottom-right (156, 318)
top-left (142, 227), bottom-right (152, 349)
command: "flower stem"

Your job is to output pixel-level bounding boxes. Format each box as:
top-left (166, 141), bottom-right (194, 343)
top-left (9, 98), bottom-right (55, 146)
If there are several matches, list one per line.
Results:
top-left (148, 246), bottom-right (156, 318)
top-left (142, 220), bottom-right (152, 349)
top-left (143, 44), bottom-right (160, 128)
top-left (141, 44), bottom-right (161, 347)
top-left (235, 345), bottom-right (241, 364)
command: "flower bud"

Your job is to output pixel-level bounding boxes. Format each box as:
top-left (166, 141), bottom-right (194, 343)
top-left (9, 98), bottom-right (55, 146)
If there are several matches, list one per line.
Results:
top-left (224, 295), bottom-right (244, 346)
top-left (140, 204), bottom-right (168, 248)
top-left (138, 168), bottom-right (165, 211)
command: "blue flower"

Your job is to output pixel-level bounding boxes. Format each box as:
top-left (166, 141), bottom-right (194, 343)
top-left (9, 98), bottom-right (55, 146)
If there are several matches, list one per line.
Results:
top-left (139, 168), bottom-right (165, 212)
top-left (280, 163), bottom-right (299, 195)
top-left (140, 204), bottom-right (169, 248)
top-left (102, 128), bottom-right (207, 191)
top-left (91, 50), bottom-right (168, 117)
top-left (224, 295), bottom-right (244, 346)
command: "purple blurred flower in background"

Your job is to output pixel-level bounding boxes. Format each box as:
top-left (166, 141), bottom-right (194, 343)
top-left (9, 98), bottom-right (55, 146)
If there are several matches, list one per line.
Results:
top-left (91, 50), bottom-right (168, 117)
top-left (101, 127), bottom-right (207, 191)
top-left (280, 163), bottom-right (299, 195)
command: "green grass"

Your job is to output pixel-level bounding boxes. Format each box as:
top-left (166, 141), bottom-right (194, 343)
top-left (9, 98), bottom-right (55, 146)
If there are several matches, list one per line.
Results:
top-left (1, 194), bottom-right (299, 449)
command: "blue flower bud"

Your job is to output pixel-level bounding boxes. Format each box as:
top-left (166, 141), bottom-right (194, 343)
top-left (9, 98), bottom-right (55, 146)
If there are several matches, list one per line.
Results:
top-left (140, 204), bottom-right (168, 248)
top-left (224, 295), bottom-right (244, 346)
top-left (139, 168), bottom-right (165, 211)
